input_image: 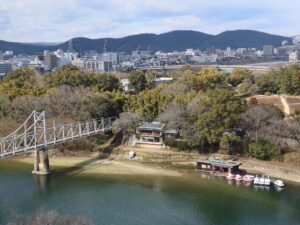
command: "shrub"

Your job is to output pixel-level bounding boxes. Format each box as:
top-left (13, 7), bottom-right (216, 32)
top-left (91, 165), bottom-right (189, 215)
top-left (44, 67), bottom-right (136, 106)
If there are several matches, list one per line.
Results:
top-left (164, 138), bottom-right (191, 151)
top-left (245, 139), bottom-right (281, 160)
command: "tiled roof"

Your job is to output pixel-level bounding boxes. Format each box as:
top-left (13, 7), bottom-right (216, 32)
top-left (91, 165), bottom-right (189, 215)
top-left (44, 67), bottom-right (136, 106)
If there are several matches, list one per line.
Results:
top-left (138, 122), bottom-right (165, 131)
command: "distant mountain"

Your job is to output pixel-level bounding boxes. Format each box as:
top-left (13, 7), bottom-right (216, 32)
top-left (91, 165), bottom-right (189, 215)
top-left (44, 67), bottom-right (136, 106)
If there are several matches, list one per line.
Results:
top-left (201, 30), bottom-right (291, 49)
top-left (0, 40), bottom-right (45, 55)
top-left (0, 30), bottom-right (293, 55)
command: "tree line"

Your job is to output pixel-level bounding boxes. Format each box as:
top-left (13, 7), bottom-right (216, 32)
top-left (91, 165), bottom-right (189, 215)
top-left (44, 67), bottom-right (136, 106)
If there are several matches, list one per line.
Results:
top-left (1, 64), bottom-right (300, 162)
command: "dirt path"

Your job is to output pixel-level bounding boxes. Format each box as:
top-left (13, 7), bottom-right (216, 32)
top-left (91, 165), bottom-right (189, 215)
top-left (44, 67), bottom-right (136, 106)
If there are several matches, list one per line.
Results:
top-left (280, 95), bottom-right (290, 115)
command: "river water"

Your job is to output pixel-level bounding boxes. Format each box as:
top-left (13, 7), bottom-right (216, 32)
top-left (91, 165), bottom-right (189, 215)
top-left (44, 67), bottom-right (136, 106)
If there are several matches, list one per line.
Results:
top-left (0, 160), bottom-right (300, 225)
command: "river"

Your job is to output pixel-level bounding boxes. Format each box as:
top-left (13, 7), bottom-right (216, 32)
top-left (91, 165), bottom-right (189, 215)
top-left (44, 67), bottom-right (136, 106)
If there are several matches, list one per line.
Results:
top-left (0, 160), bottom-right (300, 225)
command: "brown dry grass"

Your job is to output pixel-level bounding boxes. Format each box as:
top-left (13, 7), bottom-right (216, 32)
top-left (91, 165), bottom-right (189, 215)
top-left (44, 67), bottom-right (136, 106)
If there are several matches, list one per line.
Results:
top-left (249, 95), bottom-right (300, 114)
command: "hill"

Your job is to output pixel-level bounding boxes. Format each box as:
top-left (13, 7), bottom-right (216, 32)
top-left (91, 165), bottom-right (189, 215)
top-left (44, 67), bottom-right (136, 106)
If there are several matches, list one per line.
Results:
top-left (202, 30), bottom-right (291, 49)
top-left (0, 30), bottom-right (292, 54)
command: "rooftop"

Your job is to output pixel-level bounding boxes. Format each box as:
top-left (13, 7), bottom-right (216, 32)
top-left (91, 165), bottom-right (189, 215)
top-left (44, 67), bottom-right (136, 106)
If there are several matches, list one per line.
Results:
top-left (138, 122), bottom-right (165, 131)
top-left (197, 159), bottom-right (240, 168)
top-left (164, 129), bottom-right (179, 134)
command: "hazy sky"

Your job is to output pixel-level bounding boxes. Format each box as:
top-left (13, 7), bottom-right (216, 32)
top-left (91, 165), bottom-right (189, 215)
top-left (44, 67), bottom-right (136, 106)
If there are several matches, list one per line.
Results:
top-left (0, 0), bottom-right (299, 42)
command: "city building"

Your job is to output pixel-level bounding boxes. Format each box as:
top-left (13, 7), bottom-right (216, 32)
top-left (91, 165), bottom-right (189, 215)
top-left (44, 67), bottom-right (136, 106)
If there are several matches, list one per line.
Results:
top-left (132, 50), bottom-right (152, 58)
top-left (44, 51), bottom-right (58, 70)
top-left (224, 47), bottom-right (235, 57)
top-left (191, 54), bottom-right (218, 63)
top-left (293, 35), bottom-right (300, 46)
top-left (277, 45), bottom-right (299, 59)
top-left (289, 51), bottom-right (300, 64)
top-left (0, 61), bottom-right (12, 78)
top-left (84, 59), bottom-right (112, 72)
top-left (103, 52), bottom-right (119, 66)
top-left (5, 51), bottom-right (13, 56)
top-left (263, 45), bottom-right (274, 57)
top-left (0, 51), bottom-right (14, 61)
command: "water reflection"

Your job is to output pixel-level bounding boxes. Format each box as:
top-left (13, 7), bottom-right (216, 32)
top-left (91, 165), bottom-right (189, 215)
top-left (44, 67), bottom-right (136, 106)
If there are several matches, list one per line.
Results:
top-left (33, 174), bottom-right (51, 194)
top-left (275, 186), bottom-right (284, 192)
top-left (152, 176), bottom-right (164, 192)
top-left (243, 182), bottom-right (252, 188)
top-left (253, 185), bottom-right (271, 192)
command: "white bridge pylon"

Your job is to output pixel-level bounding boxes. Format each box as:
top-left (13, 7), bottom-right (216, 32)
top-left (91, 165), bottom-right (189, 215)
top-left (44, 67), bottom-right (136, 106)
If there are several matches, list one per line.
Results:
top-left (0, 111), bottom-right (116, 174)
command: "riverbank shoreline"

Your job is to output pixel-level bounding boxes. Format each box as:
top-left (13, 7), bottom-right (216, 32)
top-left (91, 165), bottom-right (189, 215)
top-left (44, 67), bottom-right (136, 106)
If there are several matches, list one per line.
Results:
top-left (12, 155), bottom-right (183, 177)
top-left (8, 145), bottom-right (300, 184)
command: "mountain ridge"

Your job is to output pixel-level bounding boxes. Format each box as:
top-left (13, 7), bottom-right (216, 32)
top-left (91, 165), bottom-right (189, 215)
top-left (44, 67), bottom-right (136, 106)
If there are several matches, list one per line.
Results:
top-left (0, 30), bottom-right (292, 54)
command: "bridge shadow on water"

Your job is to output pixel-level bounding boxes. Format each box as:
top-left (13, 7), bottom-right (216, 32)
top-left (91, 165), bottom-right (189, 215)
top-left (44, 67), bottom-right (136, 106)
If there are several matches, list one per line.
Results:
top-left (33, 134), bottom-right (122, 192)
top-left (50, 142), bottom-right (119, 178)
top-left (34, 144), bottom-right (117, 192)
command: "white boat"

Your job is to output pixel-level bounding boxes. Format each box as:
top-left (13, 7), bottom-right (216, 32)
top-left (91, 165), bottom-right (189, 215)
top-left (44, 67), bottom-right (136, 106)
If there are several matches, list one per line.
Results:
top-left (128, 151), bottom-right (136, 158)
top-left (259, 176), bottom-right (265, 185)
top-left (264, 176), bottom-right (271, 186)
top-left (235, 174), bottom-right (243, 182)
top-left (254, 175), bottom-right (260, 185)
top-left (274, 180), bottom-right (285, 188)
top-left (243, 175), bottom-right (255, 182)
top-left (226, 173), bottom-right (235, 180)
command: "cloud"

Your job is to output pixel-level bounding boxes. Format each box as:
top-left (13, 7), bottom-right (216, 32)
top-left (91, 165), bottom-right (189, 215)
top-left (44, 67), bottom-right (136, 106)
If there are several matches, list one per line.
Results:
top-left (0, 0), bottom-right (299, 42)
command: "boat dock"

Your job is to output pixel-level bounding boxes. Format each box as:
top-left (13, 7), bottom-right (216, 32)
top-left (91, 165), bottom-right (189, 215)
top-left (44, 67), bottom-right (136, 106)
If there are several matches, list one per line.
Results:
top-left (197, 159), bottom-right (240, 174)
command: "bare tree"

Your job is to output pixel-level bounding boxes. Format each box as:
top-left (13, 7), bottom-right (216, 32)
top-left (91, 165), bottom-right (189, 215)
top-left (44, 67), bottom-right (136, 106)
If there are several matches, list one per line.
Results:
top-left (112, 112), bottom-right (144, 143)
top-left (241, 105), bottom-right (298, 149)
top-left (156, 102), bottom-right (185, 130)
top-left (241, 105), bottom-right (283, 143)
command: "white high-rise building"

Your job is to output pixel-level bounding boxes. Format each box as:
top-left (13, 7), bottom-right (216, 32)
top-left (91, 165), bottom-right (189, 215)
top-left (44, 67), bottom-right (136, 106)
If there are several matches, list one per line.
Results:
top-left (293, 36), bottom-right (300, 46)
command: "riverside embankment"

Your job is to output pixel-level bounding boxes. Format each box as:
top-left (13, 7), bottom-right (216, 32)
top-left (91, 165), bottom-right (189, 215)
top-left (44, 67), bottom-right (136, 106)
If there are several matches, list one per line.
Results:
top-left (11, 145), bottom-right (300, 184)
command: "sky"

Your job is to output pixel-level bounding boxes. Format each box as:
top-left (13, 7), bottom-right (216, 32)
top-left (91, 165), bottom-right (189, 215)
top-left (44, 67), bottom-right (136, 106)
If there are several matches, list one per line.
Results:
top-left (0, 0), bottom-right (299, 42)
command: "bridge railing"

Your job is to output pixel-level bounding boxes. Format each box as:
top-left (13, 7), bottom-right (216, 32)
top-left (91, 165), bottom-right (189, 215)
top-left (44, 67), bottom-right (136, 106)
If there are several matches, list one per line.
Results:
top-left (0, 111), bottom-right (116, 158)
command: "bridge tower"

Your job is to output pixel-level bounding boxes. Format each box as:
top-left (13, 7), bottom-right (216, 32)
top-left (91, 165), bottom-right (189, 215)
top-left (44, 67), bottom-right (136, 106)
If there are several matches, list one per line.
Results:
top-left (32, 111), bottom-right (50, 175)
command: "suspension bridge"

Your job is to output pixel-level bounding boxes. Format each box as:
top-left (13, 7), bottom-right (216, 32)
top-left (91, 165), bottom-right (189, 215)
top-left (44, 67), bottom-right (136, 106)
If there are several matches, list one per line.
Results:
top-left (0, 111), bottom-right (116, 175)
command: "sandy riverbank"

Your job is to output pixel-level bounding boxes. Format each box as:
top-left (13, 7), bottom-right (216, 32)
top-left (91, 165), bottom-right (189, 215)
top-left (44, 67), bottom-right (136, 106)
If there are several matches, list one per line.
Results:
top-left (13, 156), bottom-right (182, 177)
top-left (11, 146), bottom-right (300, 184)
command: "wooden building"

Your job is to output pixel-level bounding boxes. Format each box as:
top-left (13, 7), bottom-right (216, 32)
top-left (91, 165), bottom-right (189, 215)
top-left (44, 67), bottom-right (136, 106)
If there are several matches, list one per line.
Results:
top-left (136, 122), bottom-right (165, 144)
top-left (135, 122), bottom-right (180, 148)
top-left (163, 129), bottom-right (180, 139)
top-left (197, 160), bottom-right (240, 174)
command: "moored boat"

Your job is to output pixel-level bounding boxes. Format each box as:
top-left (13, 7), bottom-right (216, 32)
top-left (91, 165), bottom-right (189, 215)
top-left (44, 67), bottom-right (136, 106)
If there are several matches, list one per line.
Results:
top-left (254, 175), bottom-right (260, 185)
top-left (264, 176), bottom-right (271, 186)
top-left (226, 173), bottom-right (235, 180)
top-left (274, 180), bottom-right (285, 188)
top-left (259, 176), bottom-right (265, 185)
top-left (235, 174), bottom-right (243, 182)
top-left (243, 175), bottom-right (255, 182)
